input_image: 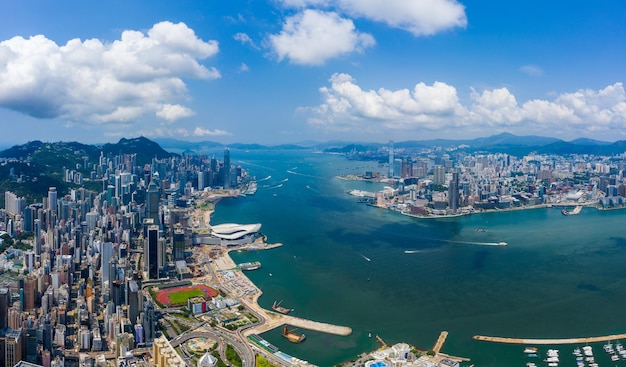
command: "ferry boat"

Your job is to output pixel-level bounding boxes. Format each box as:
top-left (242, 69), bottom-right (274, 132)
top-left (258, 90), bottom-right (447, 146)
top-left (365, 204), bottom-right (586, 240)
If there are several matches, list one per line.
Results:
top-left (238, 261), bottom-right (261, 271)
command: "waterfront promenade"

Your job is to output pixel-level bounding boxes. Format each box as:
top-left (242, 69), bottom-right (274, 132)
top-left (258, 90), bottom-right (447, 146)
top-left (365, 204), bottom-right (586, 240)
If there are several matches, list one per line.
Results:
top-left (474, 332), bottom-right (626, 345)
top-left (212, 248), bottom-right (352, 337)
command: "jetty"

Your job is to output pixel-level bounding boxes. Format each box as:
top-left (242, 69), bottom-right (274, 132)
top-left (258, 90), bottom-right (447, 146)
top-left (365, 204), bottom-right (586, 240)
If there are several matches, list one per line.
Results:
top-left (473, 332), bottom-right (626, 345)
top-left (432, 331), bottom-right (448, 353)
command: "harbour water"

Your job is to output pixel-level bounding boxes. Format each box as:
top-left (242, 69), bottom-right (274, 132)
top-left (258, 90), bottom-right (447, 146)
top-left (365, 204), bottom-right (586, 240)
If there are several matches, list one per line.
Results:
top-left (211, 149), bottom-right (626, 366)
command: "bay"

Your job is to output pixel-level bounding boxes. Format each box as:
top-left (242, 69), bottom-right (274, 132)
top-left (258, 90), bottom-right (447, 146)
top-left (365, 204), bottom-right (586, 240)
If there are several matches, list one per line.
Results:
top-left (210, 149), bottom-right (626, 366)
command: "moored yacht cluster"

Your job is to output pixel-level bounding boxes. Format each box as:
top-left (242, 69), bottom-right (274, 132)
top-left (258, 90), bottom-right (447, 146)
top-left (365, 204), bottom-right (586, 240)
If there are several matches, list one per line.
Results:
top-left (525, 341), bottom-right (626, 367)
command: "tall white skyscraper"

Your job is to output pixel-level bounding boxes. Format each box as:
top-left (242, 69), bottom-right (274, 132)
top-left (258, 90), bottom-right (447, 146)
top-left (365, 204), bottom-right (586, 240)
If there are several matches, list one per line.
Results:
top-left (48, 187), bottom-right (57, 214)
top-left (388, 140), bottom-right (394, 178)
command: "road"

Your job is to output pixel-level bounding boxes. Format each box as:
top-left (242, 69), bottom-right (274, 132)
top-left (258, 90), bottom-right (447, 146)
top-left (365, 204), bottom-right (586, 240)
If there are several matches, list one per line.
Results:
top-left (171, 330), bottom-right (255, 367)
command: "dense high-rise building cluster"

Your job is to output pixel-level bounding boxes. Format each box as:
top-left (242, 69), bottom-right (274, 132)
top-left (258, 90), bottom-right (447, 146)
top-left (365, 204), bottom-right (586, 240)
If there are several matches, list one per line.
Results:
top-left (0, 148), bottom-right (249, 366)
top-left (361, 147), bottom-right (626, 216)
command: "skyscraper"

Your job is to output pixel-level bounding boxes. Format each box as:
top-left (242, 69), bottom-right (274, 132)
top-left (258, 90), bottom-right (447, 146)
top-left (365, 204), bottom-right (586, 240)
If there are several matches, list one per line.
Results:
top-left (141, 299), bottom-right (156, 343)
top-left (5, 328), bottom-right (23, 367)
top-left (146, 174), bottom-right (160, 226)
top-left (433, 165), bottom-right (446, 185)
top-left (23, 275), bottom-right (36, 312)
top-left (173, 228), bottom-right (185, 262)
top-left (47, 187), bottom-right (57, 214)
top-left (126, 279), bottom-right (140, 325)
top-left (449, 170), bottom-right (460, 211)
top-left (0, 287), bottom-right (8, 330)
top-left (34, 219), bottom-right (41, 256)
top-left (144, 225), bottom-right (159, 280)
top-left (223, 148), bottom-right (231, 189)
top-left (388, 140), bottom-right (394, 178)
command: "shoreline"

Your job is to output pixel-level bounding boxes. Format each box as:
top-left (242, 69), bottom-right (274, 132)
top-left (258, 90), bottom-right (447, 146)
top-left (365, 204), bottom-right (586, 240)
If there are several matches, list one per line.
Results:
top-left (374, 201), bottom-right (610, 220)
top-left (210, 244), bottom-right (352, 337)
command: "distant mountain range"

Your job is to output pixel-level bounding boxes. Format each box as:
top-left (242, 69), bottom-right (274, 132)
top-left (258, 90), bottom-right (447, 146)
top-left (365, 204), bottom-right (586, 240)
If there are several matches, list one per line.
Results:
top-left (3, 133), bottom-right (626, 161)
top-left (152, 138), bottom-right (307, 153)
top-left (316, 133), bottom-right (626, 156)
top-left (156, 132), bottom-right (622, 154)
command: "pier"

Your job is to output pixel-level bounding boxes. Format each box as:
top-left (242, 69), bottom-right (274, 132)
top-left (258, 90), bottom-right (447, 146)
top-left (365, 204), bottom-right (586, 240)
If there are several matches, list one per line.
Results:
top-left (474, 332), bottom-right (626, 345)
top-left (432, 331), bottom-right (448, 353)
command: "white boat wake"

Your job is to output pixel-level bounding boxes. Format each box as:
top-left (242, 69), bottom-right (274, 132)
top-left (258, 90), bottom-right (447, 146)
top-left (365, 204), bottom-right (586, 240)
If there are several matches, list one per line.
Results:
top-left (448, 240), bottom-right (507, 247)
top-left (358, 253), bottom-right (371, 262)
top-left (258, 175), bottom-right (271, 182)
top-left (287, 170), bottom-right (320, 179)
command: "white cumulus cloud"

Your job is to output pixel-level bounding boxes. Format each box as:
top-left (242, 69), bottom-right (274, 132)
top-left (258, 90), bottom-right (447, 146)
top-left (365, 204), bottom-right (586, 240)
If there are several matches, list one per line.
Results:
top-left (309, 73), bottom-right (465, 130)
top-left (156, 104), bottom-right (195, 123)
top-left (519, 64), bottom-right (544, 77)
top-left (307, 74), bottom-right (626, 137)
top-left (194, 127), bottom-right (232, 137)
top-left (269, 9), bottom-right (375, 65)
top-left (0, 21), bottom-right (220, 124)
top-left (277, 0), bottom-right (467, 36)
top-left (234, 32), bottom-right (259, 49)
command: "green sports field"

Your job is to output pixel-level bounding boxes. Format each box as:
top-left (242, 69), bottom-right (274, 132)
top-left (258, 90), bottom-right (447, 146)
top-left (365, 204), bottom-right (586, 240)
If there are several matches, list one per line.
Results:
top-left (168, 289), bottom-right (204, 305)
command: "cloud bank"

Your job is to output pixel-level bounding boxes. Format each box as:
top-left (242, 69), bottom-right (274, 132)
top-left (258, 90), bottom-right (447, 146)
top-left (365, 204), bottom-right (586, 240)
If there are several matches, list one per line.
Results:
top-left (0, 21), bottom-right (220, 124)
top-left (278, 0), bottom-right (467, 36)
top-left (307, 73), bottom-right (626, 137)
top-left (269, 0), bottom-right (465, 65)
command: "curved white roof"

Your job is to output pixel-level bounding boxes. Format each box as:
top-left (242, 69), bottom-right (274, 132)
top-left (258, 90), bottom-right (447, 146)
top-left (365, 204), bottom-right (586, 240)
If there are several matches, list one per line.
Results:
top-left (198, 351), bottom-right (217, 366)
top-left (210, 223), bottom-right (261, 240)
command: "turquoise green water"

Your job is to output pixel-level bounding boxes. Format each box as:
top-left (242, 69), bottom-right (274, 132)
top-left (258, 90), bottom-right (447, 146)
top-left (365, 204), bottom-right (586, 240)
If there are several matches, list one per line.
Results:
top-left (212, 150), bottom-right (626, 367)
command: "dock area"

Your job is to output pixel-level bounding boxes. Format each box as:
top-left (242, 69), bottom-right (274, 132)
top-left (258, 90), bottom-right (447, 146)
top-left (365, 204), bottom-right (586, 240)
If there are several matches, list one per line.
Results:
top-left (213, 249), bottom-right (352, 337)
top-left (474, 332), bottom-right (626, 345)
top-left (241, 291), bottom-right (352, 336)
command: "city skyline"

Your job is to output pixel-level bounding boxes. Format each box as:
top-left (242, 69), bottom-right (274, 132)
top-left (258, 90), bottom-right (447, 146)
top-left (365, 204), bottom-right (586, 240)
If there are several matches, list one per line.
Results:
top-left (1, 1), bottom-right (626, 146)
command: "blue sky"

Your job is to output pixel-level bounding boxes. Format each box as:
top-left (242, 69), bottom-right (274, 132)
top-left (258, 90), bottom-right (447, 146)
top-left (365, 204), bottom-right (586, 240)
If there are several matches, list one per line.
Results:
top-left (1, 0), bottom-right (625, 146)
